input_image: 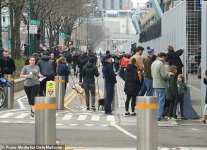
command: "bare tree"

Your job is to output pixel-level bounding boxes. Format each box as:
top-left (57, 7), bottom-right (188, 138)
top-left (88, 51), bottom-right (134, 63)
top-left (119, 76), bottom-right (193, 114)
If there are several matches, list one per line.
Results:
top-left (9, 0), bottom-right (26, 59)
top-left (87, 22), bottom-right (105, 51)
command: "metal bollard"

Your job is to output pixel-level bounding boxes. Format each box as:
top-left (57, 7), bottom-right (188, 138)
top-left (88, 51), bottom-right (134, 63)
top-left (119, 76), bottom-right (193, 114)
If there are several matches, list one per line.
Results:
top-left (112, 85), bottom-right (118, 111)
top-left (4, 75), bottom-right (14, 109)
top-left (136, 96), bottom-right (158, 150)
top-left (35, 97), bottom-right (56, 145)
top-left (55, 76), bottom-right (65, 110)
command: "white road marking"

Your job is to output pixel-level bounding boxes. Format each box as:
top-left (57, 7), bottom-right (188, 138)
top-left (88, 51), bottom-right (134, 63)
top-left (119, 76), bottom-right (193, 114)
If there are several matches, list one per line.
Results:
top-left (17, 96), bottom-right (27, 109)
top-left (0, 121), bottom-right (9, 123)
top-left (112, 123), bottom-right (137, 139)
top-left (191, 128), bottom-right (199, 131)
top-left (69, 124), bottom-right (79, 126)
top-left (15, 113), bottom-right (29, 119)
top-left (62, 114), bottom-right (72, 120)
top-left (107, 116), bottom-right (115, 122)
top-left (0, 113), bottom-right (14, 118)
top-left (85, 124), bottom-right (95, 126)
top-left (77, 115), bottom-right (87, 120)
top-left (91, 115), bottom-right (100, 121)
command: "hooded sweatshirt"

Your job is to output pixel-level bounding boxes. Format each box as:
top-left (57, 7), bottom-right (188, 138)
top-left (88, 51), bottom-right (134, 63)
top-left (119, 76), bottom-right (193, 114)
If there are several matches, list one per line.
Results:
top-left (37, 55), bottom-right (55, 76)
top-left (82, 62), bottom-right (99, 85)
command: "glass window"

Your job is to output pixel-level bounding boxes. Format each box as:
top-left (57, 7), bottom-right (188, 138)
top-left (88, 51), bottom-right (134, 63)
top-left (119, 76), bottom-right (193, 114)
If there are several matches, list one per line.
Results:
top-left (103, 0), bottom-right (105, 9)
top-left (119, 0), bottom-right (122, 9)
top-left (111, 0), bottom-right (114, 9)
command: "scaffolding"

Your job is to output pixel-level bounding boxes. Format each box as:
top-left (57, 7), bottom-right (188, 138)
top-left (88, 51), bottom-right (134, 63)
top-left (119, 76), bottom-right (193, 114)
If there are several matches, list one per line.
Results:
top-left (186, 1), bottom-right (201, 76)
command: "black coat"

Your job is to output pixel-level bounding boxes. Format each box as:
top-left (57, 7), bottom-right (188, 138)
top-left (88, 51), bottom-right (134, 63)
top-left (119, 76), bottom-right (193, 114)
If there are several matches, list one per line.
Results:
top-left (124, 64), bottom-right (141, 96)
top-left (0, 57), bottom-right (16, 75)
top-left (167, 49), bottom-right (184, 69)
top-left (82, 62), bottom-right (99, 85)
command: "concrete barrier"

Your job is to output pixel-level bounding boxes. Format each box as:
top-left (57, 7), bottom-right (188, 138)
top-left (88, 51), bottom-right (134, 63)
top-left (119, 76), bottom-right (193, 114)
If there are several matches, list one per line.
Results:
top-left (14, 78), bottom-right (25, 93)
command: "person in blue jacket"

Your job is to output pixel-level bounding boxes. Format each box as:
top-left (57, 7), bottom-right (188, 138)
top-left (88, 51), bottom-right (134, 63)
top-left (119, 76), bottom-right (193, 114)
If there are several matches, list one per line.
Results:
top-left (57, 57), bottom-right (70, 90)
top-left (103, 54), bottom-right (117, 115)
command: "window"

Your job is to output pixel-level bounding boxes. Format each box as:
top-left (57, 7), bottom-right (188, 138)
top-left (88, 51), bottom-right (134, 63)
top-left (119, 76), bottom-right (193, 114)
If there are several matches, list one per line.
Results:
top-left (103, 0), bottom-right (105, 9)
top-left (111, 0), bottom-right (114, 9)
top-left (119, 0), bottom-right (122, 9)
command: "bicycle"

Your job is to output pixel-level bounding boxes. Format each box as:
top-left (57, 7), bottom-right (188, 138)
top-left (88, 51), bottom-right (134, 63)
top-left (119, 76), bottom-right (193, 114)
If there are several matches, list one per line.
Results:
top-left (0, 77), bottom-right (12, 108)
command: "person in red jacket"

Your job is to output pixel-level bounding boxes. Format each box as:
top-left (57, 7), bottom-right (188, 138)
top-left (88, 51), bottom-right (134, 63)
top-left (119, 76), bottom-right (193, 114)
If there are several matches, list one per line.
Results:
top-left (119, 54), bottom-right (130, 80)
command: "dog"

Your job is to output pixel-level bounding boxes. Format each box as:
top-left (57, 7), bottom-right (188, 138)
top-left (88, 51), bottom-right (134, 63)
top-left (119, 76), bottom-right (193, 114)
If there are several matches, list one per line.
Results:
top-left (72, 84), bottom-right (105, 110)
top-left (96, 90), bottom-right (105, 111)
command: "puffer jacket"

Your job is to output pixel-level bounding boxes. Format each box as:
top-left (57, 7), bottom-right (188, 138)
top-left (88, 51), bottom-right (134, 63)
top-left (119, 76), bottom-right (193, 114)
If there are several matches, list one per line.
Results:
top-left (124, 64), bottom-right (141, 96)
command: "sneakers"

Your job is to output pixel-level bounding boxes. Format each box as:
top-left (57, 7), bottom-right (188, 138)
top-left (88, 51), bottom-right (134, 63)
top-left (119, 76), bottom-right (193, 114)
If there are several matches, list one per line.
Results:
top-left (131, 112), bottom-right (136, 116)
top-left (86, 107), bottom-right (90, 111)
top-left (31, 110), bottom-right (35, 117)
top-left (201, 119), bottom-right (206, 124)
top-left (181, 117), bottom-right (187, 120)
top-left (125, 112), bottom-right (130, 116)
top-left (91, 106), bottom-right (96, 111)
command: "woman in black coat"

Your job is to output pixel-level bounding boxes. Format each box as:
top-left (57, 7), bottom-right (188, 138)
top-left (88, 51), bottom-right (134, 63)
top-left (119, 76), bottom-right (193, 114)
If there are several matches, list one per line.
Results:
top-left (124, 58), bottom-right (141, 116)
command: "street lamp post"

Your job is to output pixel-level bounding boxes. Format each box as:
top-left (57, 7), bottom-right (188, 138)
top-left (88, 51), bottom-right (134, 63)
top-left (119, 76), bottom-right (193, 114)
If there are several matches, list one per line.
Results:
top-left (29, 0), bottom-right (34, 56)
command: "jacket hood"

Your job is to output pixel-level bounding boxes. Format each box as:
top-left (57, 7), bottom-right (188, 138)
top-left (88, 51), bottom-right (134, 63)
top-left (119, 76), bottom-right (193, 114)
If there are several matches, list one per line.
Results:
top-left (85, 62), bottom-right (95, 69)
top-left (41, 55), bottom-right (50, 61)
top-left (126, 64), bottom-right (137, 71)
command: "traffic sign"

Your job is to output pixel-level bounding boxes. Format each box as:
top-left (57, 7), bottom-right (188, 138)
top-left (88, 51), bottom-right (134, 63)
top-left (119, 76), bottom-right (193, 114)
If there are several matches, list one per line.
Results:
top-left (29, 25), bottom-right (38, 34)
top-left (30, 20), bottom-right (40, 25)
top-left (46, 81), bottom-right (56, 97)
top-left (147, 2), bottom-right (152, 8)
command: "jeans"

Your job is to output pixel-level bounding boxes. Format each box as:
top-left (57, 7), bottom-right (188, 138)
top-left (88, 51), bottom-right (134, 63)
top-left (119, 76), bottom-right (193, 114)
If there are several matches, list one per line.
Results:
top-left (155, 88), bottom-right (166, 119)
top-left (139, 77), bottom-right (153, 96)
top-left (104, 83), bottom-right (115, 114)
top-left (83, 83), bottom-right (96, 108)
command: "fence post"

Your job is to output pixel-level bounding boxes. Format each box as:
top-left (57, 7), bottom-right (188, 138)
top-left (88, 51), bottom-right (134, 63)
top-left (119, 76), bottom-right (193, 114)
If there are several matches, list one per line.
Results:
top-left (35, 96), bottom-right (56, 145)
top-left (55, 76), bottom-right (65, 110)
top-left (4, 74), bottom-right (14, 109)
top-left (136, 96), bottom-right (158, 150)
top-left (112, 84), bottom-right (118, 111)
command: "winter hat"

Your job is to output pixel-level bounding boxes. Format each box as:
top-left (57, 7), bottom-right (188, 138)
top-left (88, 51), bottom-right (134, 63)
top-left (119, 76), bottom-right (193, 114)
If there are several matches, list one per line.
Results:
top-left (148, 47), bottom-right (154, 55)
top-left (89, 57), bottom-right (95, 63)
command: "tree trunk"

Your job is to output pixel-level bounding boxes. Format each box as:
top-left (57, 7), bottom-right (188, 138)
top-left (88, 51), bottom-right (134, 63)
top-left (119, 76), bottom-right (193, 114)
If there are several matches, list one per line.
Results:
top-left (13, 11), bottom-right (22, 59)
top-left (10, 6), bottom-right (15, 58)
top-left (40, 20), bottom-right (45, 45)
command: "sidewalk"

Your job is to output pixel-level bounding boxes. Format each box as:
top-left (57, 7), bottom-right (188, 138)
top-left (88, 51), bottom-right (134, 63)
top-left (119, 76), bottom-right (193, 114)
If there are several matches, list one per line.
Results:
top-left (115, 76), bottom-right (202, 126)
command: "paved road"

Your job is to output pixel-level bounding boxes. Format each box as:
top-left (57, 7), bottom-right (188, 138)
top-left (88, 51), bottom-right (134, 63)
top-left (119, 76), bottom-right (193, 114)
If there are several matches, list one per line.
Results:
top-left (0, 74), bottom-right (206, 150)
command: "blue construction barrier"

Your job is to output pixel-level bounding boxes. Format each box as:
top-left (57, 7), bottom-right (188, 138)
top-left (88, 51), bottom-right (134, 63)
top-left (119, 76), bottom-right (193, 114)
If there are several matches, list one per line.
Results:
top-left (183, 86), bottom-right (199, 119)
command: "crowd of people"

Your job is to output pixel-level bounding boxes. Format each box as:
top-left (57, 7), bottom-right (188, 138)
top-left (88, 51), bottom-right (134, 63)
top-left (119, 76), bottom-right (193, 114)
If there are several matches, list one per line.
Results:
top-left (0, 44), bottom-right (206, 123)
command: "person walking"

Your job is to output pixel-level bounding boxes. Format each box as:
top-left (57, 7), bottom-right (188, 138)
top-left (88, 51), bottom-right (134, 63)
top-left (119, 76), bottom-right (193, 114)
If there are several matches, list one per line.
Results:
top-left (82, 58), bottom-right (99, 111)
top-left (151, 52), bottom-right (169, 121)
top-left (20, 57), bottom-right (40, 117)
top-left (0, 50), bottom-right (16, 76)
top-left (78, 52), bottom-right (89, 84)
top-left (166, 45), bottom-right (184, 75)
top-left (124, 58), bottom-right (141, 116)
top-left (37, 52), bottom-right (55, 96)
top-left (139, 47), bottom-right (156, 96)
top-left (57, 57), bottom-right (70, 91)
top-left (103, 55), bottom-right (117, 115)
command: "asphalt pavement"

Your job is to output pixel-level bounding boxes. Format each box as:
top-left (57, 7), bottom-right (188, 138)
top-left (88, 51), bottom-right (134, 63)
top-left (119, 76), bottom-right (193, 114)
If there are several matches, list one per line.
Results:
top-left (0, 73), bottom-right (206, 150)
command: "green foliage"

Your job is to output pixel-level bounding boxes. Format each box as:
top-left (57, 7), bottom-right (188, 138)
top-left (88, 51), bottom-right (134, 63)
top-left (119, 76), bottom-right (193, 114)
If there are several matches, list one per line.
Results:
top-left (14, 58), bottom-right (26, 78)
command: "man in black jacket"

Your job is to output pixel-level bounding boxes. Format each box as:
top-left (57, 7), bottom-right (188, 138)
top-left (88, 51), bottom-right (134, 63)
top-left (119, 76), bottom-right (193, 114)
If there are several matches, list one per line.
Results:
top-left (0, 50), bottom-right (16, 76)
top-left (82, 58), bottom-right (99, 111)
top-left (166, 45), bottom-right (184, 75)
